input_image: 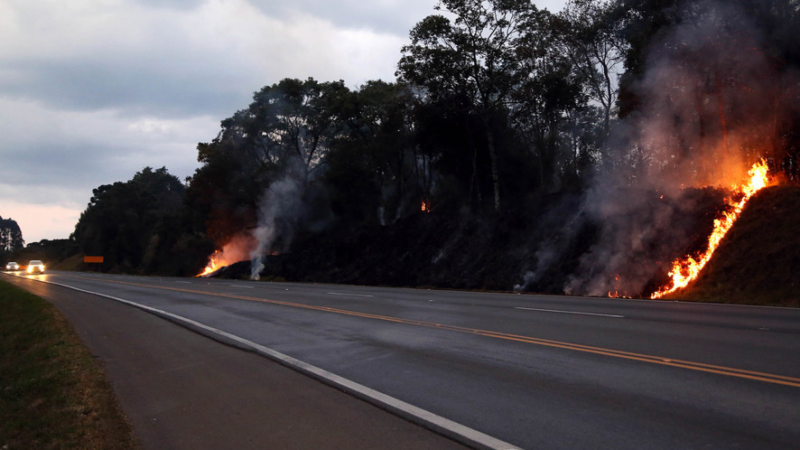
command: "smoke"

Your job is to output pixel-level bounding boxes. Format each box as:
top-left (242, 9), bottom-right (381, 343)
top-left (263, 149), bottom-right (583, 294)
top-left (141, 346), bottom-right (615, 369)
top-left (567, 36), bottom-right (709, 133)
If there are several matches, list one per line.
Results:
top-left (219, 234), bottom-right (257, 263)
top-left (626, 1), bottom-right (786, 187)
top-left (562, 183), bottom-right (721, 296)
top-left (554, 0), bottom-right (793, 297)
top-left (514, 246), bottom-right (557, 292)
top-left (249, 176), bottom-right (305, 280)
top-left (514, 195), bottom-right (586, 292)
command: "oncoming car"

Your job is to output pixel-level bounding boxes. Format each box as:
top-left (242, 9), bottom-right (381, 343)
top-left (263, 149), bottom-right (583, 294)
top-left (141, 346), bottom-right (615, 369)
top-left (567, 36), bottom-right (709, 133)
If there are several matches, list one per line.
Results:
top-left (27, 260), bottom-right (45, 274)
top-left (5, 261), bottom-right (19, 271)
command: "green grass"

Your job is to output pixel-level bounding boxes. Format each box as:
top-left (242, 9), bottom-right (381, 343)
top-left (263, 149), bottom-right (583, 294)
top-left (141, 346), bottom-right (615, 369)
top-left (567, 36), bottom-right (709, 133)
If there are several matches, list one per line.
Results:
top-left (0, 280), bottom-right (138, 450)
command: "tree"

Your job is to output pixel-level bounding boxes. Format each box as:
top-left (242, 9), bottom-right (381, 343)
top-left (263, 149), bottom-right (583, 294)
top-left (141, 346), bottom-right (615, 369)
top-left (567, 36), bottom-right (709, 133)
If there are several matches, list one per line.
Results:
top-left (556, 0), bottom-right (625, 141)
top-left (325, 80), bottom-right (418, 224)
top-left (398, 0), bottom-right (541, 212)
top-left (188, 78), bottom-right (349, 248)
top-left (72, 167), bottom-right (185, 273)
top-left (508, 6), bottom-right (590, 191)
top-left (248, 78), bottom-right (349, 184)
top-left (0, 216), bottom-right (24, 253)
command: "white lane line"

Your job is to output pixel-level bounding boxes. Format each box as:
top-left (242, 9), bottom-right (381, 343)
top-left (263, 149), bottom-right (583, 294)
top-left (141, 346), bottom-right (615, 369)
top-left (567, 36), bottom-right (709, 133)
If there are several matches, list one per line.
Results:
top-left (30, 277), bottom-right (521, 450)
top-left (229, 284), bottom-right (253, 289)
top-left (327, 292), bottom-right (374, 298)
top-left (175, 281), bottom-right (191, 284)
top-left (514, 307), bottom-right (625, 318)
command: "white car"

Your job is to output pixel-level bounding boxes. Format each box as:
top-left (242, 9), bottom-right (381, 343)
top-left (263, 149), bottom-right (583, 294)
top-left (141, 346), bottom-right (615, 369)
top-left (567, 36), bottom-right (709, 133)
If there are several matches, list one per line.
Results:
top-left (27, 260), bottom-right (45, 274)
top-left (5, 261), bottom-right (19, 271)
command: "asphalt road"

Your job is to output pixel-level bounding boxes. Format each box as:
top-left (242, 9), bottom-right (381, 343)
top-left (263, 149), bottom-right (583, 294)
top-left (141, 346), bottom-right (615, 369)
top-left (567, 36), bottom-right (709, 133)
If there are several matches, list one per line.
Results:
top-left (4, 270), bottom-right (800, 450)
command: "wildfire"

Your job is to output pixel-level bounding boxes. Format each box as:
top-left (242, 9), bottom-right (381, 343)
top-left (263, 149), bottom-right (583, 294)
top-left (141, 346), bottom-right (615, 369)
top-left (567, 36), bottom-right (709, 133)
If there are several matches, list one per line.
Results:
top-left (608, 274), bottom-right (631, 298)
top-left (196, 234), bottom-right (255, 277)
top-left (651, 159), bottom-right (771, 299)
top-left (197, 251), bottom-right (223, 277)
top-left (421, 200), bottom-right (430, 212)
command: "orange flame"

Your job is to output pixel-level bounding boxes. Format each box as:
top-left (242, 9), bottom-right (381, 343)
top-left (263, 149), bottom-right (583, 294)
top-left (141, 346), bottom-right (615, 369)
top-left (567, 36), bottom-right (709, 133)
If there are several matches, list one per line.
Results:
top-left (651, 159), bottom-right (771, 299)
top-left (197, 251), bottom-right (223, 277)
top-left (608, 274), bottom-right (629, 298)
top-left (196, 234), bottom-right (255, 277)
top-left (421, 200), bottom-right (429, 212)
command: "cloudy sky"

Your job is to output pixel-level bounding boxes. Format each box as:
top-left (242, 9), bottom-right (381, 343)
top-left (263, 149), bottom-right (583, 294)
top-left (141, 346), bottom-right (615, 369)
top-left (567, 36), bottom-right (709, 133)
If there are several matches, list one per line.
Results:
top-left (0, 0), bottom-right (565, 244)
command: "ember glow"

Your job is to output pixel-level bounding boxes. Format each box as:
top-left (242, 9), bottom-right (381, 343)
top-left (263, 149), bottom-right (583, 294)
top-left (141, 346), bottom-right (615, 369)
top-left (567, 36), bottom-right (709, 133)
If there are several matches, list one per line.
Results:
top-left (651, 159), bottom-right (771, 299)
top-left (421, 200), bottom-right (429, 212)
top-left (608, 274), bottom-right (630, 298)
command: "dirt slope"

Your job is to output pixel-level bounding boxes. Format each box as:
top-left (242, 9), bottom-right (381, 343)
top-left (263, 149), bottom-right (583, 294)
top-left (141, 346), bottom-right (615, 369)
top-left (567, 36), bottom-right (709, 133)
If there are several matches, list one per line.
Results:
top-left (665, 185), bottom-right (800, 306)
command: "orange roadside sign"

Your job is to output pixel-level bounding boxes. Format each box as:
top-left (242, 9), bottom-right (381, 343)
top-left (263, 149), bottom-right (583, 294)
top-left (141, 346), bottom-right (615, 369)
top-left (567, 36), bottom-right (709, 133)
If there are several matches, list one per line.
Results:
top-left (84, 256), bottom-right (104, 263)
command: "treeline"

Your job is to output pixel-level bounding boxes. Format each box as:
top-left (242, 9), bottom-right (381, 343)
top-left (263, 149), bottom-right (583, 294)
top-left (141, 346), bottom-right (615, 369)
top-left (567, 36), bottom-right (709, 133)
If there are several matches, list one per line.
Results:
top-left (45, 0), bottom-right (800, 276)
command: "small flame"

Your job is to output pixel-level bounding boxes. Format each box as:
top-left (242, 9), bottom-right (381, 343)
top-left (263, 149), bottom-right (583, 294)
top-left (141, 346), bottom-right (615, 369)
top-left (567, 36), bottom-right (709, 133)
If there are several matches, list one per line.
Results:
top-left (421, 200), bottom-right (429, 212)
top-left (651, 159), bottom-right (771, 299)
top-left (197, 251), bottom-right (223, 277)
top-left (196, 234), bottom-right (255, 278)
top-left (608, 274), bottom-right (629, 298)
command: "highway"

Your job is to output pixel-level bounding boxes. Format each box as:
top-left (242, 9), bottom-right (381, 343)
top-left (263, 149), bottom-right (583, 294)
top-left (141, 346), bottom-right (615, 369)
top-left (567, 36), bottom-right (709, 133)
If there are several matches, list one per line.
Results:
top-left (4, 270), bottom-right (800, 449)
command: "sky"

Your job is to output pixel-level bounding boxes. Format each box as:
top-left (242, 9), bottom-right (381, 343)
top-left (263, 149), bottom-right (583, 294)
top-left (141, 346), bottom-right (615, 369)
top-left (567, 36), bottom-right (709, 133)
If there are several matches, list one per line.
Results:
top-left (0, 0), bottom-right (566, 244)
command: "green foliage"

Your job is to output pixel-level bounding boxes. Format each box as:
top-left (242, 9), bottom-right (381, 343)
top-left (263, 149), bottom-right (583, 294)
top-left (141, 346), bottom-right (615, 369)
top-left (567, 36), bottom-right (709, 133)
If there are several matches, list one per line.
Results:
top-left (0, 216), bottom-right (25, 254)
top-left (398, 0), bottom-right (547, 211)
top-left (325, 80), bottom-right (418, 224)
top-left (72, 167), bottom-right (189, 274)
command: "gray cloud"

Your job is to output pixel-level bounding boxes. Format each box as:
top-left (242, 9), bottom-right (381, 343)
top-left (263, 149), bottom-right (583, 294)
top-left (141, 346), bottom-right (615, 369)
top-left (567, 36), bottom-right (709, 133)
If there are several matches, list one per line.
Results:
top-left (2, 57), bottom-right (251, 118)
top-left (248, 0), bottom-right (437, 35)
top-left (247, 0), bottom-right (565, 35)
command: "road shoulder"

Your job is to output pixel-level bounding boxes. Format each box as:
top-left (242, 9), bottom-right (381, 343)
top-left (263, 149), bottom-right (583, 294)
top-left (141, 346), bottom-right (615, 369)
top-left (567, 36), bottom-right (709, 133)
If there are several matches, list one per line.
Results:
top-left (7, 276), bottom-right (468, 450)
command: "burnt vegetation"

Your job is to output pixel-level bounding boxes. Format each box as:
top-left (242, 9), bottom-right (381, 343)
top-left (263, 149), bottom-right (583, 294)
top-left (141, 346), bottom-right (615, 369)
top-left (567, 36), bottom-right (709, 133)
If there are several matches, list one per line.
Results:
top-left (8, 0), bottom-right (800, 303)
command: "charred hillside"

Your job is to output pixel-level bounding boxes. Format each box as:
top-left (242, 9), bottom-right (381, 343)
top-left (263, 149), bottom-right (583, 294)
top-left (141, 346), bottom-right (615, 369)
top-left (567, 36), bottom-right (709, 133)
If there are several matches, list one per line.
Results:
top-left (663, 186), bottom-right (800, 306)
top-left (217, 186), bottom-right (737, 299)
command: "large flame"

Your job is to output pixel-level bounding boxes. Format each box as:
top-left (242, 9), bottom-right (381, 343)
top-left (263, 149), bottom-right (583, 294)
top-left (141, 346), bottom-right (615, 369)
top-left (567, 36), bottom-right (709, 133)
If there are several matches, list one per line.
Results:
top-left (651, 159), bottom-right (771, 299)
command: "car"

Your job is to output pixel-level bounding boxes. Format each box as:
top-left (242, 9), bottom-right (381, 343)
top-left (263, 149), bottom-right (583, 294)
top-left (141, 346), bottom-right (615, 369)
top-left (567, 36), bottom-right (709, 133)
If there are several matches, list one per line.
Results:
top-left (5, 261), bottom-right (19, 271)
top-left (27, 260), bottom-right (45, 274)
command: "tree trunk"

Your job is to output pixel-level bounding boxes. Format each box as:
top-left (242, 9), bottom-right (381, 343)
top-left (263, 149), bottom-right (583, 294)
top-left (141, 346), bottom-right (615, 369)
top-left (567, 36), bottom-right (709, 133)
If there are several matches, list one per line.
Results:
top-left (482, 116), bottom-right (501, 213)
top-left (714, 71), bottom-right (729, 173)
top-left (694, 81), bottom-right (707, 183)
top-left (466, 118), bottom-right (482, 211)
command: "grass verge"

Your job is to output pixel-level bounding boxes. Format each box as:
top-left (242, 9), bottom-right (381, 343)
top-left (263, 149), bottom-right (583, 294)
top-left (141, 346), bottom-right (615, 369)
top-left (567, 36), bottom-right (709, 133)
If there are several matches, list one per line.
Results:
top-left (0, 279), bottom-right (138, 450)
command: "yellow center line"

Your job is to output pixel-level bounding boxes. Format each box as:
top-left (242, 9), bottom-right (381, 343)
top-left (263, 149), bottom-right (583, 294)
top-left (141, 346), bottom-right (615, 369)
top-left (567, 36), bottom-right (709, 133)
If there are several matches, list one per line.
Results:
top-left (78, 276), bottom-right (800, 388)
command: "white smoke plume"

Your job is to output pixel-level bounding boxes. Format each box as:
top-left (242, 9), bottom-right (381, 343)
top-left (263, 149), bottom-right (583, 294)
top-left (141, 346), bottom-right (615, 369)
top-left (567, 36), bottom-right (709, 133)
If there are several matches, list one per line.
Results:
top-left (249, 176), bottom-right (305, 280)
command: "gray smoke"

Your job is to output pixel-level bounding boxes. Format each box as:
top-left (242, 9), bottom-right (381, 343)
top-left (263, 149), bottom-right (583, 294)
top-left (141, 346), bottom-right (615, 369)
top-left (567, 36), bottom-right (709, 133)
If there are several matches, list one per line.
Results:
top-left (556, 1), bottom-right (786, 296)
top-left (249, 176), bottom-right (305, 280)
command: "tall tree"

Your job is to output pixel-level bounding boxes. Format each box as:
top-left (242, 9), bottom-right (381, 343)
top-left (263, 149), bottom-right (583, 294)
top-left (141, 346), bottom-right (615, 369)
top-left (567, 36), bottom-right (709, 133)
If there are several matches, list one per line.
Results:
top-left (249, 78), bottom-right (349, 184)
top-left (326, 80), bottom-right (418, 224)
top-left (72, 167), bottom-right (185, 273)
top-left (0, 216), bottom-right (24, 253)
top-left (510, 7), bottom-right (588, 190)
top-left (188, 77), bottom-right (349, 247)
top-left (556, 0), bottom-right (625, 140)
top-left (398, 0), bottom-right (540, 212)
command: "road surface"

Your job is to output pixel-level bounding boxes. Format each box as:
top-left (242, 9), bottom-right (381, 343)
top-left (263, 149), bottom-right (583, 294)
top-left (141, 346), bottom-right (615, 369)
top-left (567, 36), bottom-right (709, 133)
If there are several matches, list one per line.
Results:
top-left (4, 270), bottom-right (800, 449)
